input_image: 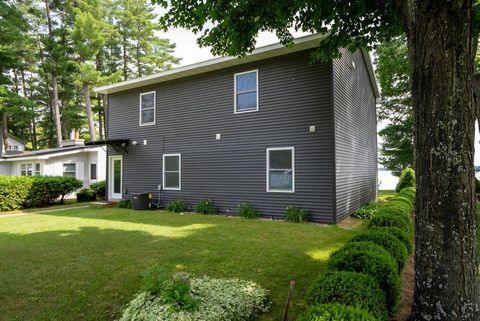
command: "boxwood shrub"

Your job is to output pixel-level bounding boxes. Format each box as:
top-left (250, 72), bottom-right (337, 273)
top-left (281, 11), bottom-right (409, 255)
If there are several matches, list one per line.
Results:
top-left (327, 241), bottom-right (401, 316)
top-left (349, 231), bottom-right (408, 272)
top-left (398, 187), bottom-right (416, 204)
top-left (0, 176), bottom-right (32, 211)
top-left (306, 271), bottom-right (388, 320)
top-left (370, 226), bottom-right (413, 254)
top-left (395, 167), bottom-right (415, 192)
top-left (297, 303), bottom-right (378, 321)
top-left (378, 200), bottom-right (412, 218)
top-left (368, 212), bottom-right (413, 234)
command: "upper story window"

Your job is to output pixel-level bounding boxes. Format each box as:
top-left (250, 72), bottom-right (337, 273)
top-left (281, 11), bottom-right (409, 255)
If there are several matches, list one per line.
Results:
top-left (234, 70), bottom-right (258, 114)
top-left (163, 154), bottom-right (181, 190)
top-left (63, 163), bottom-right (76, 177)
top-left (266, 147), bottom-right (295, 193)
top-left (140, 91), bottom-right (156, 126)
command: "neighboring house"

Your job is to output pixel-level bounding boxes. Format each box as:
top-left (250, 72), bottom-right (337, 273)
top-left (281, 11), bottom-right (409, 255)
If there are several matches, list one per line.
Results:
top-left (0, 136), bottom-right (106, 188)
top-left (94, 34), bottom-right (379, 223)
top-left (3, 134), bottom-right (25, 153)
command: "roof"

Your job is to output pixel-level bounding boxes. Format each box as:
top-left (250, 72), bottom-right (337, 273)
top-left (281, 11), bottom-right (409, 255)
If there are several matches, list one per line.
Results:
top-left (0, 145), bottom-right (105, 162)
top-left (95, 34), bottom-right (380, 98)
top-left (7, 133), bottom-right (25, 144)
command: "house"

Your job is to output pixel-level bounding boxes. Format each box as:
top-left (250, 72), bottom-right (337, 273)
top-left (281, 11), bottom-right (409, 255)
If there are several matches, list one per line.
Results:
top-left (3, 134), bottom-right (25, 153)
top-left (0, 134), bottom-right (106, 188)
top-left (94, 34), bottom-right (379, 223)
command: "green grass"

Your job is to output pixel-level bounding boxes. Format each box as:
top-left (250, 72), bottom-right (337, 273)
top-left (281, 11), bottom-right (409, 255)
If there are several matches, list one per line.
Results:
top-left (0, 207), bottom-right (364, 321)
top-left (0, 199), bottom-right (93, 215)
top-left (378, 190), bottom-right (396, 202)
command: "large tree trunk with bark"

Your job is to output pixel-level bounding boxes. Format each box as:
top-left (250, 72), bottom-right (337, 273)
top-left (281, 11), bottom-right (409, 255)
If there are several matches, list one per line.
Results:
top-left (1, 113), bottom-right (8, 153)
top-left (51, 75), bottom-right (62, 147)
top-left (405, 1), bottom-right (480, 320)
top-left (83, 81), bottom-right (96, 142)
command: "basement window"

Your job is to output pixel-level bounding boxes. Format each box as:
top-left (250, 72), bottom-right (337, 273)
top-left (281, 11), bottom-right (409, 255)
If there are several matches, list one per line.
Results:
top-left (163, 154), bottom-right (181, 190)
top-left (234, 70), bottom-right (258, 113)
top-left (267, 147), bottom-right (295, 193)
top-left (140, 91), bottom-right (156, 126)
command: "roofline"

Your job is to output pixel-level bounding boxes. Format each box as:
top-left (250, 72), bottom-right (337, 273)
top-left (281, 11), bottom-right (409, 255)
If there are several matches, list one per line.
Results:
top-left (360, 49), bottom-right (381, 99)
top-left (0, 145), bottom-right (105, 162)
top-left (95, 34), bottom-right (380, 98)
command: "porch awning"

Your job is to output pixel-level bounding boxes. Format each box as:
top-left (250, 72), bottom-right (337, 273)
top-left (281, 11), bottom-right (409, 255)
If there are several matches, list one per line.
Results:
top-left (85, 139), bottom-right (129, 153)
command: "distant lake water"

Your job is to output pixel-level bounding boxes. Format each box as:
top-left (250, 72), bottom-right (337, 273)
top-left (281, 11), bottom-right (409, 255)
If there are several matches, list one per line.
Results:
top-left (378, 169), bottom-right (398, 190)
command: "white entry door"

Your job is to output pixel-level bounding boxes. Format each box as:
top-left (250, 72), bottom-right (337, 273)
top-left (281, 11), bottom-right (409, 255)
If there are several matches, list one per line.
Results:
top-left (109, 155), bottom-right (123, 200)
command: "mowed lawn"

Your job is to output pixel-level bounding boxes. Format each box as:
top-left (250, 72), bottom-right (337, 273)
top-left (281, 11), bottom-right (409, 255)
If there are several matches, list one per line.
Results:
top-left (0, 206), bottom-right (364, 321)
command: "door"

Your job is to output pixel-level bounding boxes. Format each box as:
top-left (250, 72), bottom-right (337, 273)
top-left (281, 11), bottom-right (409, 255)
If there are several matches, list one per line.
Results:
top-left (109, 155), bottom-right (123, 200)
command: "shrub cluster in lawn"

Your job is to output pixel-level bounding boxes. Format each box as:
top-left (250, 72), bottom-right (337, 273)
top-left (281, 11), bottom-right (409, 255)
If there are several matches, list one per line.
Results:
top-left (301, 188), bottom-right (416, 320)
top-left (167, 200), bottom-right (188, 213)
top-left (395, 167), bottom-right (415, 192)
top-left (76, 188), bottom-right (97, 202)
top-left (118, 199), bottom-right (132, 209)
top-left (90, 180), bottom-right (106, 198)
top-left (195, 199), bottom-right (217, 214)
top-left (120, 275), bottom-right (269, 321)
top-left (298, 303), bottom-right (379, 321)
top-left (284, 205), bottom-right (308, 222)
top-left (238, 203), bottom-right (257, 219)
top-left (352, 202), bottom-right (379, 219)
top-left (0, 175), bottom-right (83, 211)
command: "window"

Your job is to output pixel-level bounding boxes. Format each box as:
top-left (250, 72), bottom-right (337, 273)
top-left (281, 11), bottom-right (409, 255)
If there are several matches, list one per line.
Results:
top-left (234, 70), bottom-right (258, 113)
top-left (267, 147), bottom-right (295, 193)
top-left (90, 163), bottom-right (97, 180)
top-left (139, 91), bottom-right (156, 126)
top-left (163, 154), bottom-right (181, 190)
top-left (21, 163), bottom-right (40, 176)
top-left (63, 163), bottom-right (76, 177)
top-left (13, 146), bottom-right (18, 151)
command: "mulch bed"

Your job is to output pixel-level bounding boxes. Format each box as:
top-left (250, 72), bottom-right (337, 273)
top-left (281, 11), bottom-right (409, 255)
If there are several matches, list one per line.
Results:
top-left (394, 254), bottom-right (415, 321)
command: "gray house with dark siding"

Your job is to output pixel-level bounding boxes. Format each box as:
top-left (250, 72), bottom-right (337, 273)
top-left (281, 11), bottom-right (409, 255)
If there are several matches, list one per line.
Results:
top-left (94, 34), bottom-right (379, 223)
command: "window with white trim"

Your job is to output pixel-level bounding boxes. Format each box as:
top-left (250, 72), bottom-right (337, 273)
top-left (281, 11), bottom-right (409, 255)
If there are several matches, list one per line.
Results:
top-left (21, 163), bottom-right (40, 176)
top-left (267, 147), bottom-right (295, 192)
top-left (140, 91), bottom-right (156, 125)
top-left (234, 70), bottom-right (258, 113)
top-left (63, 163), bottom-right (76, 177)
top-left (163, 154), bottom-right (181, 190)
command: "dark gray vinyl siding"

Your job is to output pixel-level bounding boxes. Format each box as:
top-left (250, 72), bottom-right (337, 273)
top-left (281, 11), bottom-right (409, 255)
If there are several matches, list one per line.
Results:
top-left (107, 49), bottom-right (337, 222)
top-left (333, 49), bottom-right (378, 221)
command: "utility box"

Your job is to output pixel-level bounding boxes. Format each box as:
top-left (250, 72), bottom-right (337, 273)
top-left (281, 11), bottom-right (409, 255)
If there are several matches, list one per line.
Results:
top-left (131, 193), bottom-right (151, 210)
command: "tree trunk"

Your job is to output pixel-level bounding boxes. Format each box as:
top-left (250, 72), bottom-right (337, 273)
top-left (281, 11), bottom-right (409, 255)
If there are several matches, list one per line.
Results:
top-left (405, 1), bottom-right (480, 320)
top-left (123, 37), bottom-right (128, 80)
top-left (83, 81), bottom-right (96, 142)
top-left (2, 113), bottom-right (8, 153)
top-left (21, 69), bottom-right (37, 150)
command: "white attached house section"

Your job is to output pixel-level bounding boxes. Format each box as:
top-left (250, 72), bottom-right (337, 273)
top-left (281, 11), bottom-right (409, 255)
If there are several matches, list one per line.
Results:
top-left (0, 145), bottom-right (106, 188)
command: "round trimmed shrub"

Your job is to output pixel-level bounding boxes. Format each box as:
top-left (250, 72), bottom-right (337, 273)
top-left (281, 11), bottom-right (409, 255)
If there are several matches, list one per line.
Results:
top-left (369, 212), bottom-right (413, 234)
top-left (389, 196), bottom-right (413, 211)
top-left (328, 241), bottom-right (401, 316)
top-left (395, 167), bottom-right (415, 192)
top-left (298, 303), bottom-right (378, 321)
top-left (398, 187), bottom-right (416, 204)
top-left (370, 226), bottom-right (413, 254)
top-left (306, 271), bottom-right (388, 320)
top-left (349, 231), bottom-right (408, 272)
top-left (379, 201), bottom-right (412, 217)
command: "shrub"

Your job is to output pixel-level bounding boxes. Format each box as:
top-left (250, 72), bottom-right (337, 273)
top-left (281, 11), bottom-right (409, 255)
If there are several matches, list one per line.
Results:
top-left (118, 199), bottom-right (132, 208)
top-left (161, 273), bottom-right (197, 311)
top-left (297, 303), bottom-right (378, 321)
top-left (476, 178), bottom-right (480, 194)
top-left (395, 167), bottom-right (415, 192)
top-left (119, 277), bottom-right (270, 321)
top-left (90, 180), bottom-right (106, 198)
top-left (306, 271), bottom-right (388, 320)
top-left (77, 188), bottom-right (97, 202)
top-left (328, 241), bottom-right (401, 316)
top-left (388, 196), bottom-right (413, 211)
top-left (349, 231), bottom-right (408, 272)
top-left (369, 212), bottom-right (413, 234)
top-left (238, 203), bottom-right (257, 219)
top-left (370, 226), bottom-right (413, 255)
top-left (167, 200), bottom-right (188, 213)
top-left (352, 202), bottom-right (379, 219)
top-left (195, 199), bottom-right (217, 214)
top-left (25, 176), bottom-right (83, 208)
top-left (0, 176), bottom-right (33, 211)
top-left (398, 187), bottom-right (416, 204)
top-left (284, 205), bottom-right (308, 222)
top-left (141, 264), bottom-right (168, 295)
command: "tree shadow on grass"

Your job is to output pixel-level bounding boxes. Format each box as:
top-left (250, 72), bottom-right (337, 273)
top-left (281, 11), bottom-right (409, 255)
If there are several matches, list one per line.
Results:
top-left (0, 215), bottom-right (354, 321)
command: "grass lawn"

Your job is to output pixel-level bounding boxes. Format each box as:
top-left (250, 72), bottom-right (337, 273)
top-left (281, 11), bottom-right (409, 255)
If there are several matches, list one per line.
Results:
top-left (0, 207), bottom-right (364, 321)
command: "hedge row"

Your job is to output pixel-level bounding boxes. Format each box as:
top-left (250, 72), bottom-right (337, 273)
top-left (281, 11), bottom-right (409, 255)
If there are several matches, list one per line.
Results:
top-left (299, 187), bottom-right (416, 321)
top-left (0, 175), bottom-right (83, 211)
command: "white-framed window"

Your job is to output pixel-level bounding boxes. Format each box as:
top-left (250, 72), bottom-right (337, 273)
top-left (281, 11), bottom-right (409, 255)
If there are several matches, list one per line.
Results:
top-left (234, 70), bottom-right (258, 114)
top-left (266, 147), bottom-right (295, 193)
top-left (163, 153), bottom-right (181, 190)
top-left (90, 163), bottom-right (97, 180)
top-left (13, 145), bottom-right (18, 151)
top-left (139, 91), bottom-right (156, 126)
top-left (20, 163), bottom-right (41, 176)
top-left (63, 163), bottom-right (76, 177)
